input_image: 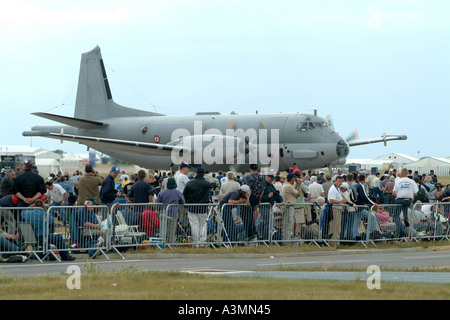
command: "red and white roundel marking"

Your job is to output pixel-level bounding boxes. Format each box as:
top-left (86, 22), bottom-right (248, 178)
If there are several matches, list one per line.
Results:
top-left (153, 135), bottom-right (160, 143)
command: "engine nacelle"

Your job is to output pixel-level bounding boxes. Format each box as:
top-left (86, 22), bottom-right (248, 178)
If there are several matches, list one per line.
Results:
top-left (330, 158), bottom-right (347, 166)
top-left (168, 134), bottom-right (248, 165)
top-left (168, 134), bottom-right (275, 166)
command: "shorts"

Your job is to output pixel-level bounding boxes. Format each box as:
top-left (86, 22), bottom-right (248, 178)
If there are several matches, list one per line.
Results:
top-left (293, 208), bottom-right (306, 224)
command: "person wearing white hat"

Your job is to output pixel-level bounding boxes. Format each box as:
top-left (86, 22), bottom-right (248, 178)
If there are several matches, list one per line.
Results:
top-left (218, 185), bottom-right (251, 242)
top-left (219, 185), bottom-right (251, 207)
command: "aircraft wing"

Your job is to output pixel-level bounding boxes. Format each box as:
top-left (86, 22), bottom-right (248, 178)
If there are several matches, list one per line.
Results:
top-left (23, 131), bottom-right (182, 157)
top-left (347, 134), bottom-right (407, 147)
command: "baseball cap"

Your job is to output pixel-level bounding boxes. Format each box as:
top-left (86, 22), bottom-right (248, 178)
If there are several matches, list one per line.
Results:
top-left (287, 173), bottom-right (296, 181)
top-left (340, 182), bottom-right (349, 190)
top-left (111, 166), bottom-right (121, 174)
top-left (196, 168), bottom-right (205, 175)
top-left (85, 197), bottom-right (98, 205)
top-left (240, 185), bottom-right (250, 193)
top-left (23, 160), bottom-right (33, 168)
top-left (167, 178), bottom-right (177, 189)
top-left (180, 163), bottom-right (190, 169)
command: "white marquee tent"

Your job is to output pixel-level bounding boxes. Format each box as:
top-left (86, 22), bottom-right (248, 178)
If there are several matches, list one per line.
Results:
top-left (60, 153), bottom-right (85, 171)
top-left (406, 157), bottom-right (450, 176)
top-left (373, 153), bottom-right (418, 168)
top-left (35, 158), bottom-right (60, 178)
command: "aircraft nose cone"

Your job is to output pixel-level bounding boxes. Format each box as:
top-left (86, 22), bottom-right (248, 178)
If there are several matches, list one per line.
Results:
top-left (336, 139), bottom-right (350, 158)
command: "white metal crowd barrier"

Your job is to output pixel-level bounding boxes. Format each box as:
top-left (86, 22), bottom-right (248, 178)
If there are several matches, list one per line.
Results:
top-left (368, 204), bottom-right (402, 245)
top-left (110, 203), bottom-right (165, 257)
top-left (409, 202), bottom-right (450, 241)
top-left (299, 203), bottom-right (376, 248)
top-left (368, 202), bottom-right (450, 244)
top-left (0, 206), bottom-right (47, 262)
top-left (1, 201), bottom-right (450, 262)
top-left (218, 203), bottom-right (272, 248)
top-left (163, 203), bottom-right (219, 248)
top-left (271, 202), bottom-right (322, 247)
top-left (47, 205), bottom-right (111, 261)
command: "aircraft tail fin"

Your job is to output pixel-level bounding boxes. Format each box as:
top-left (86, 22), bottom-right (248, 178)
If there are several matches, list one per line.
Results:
top-left (74, 46), bottom-right (164, 120)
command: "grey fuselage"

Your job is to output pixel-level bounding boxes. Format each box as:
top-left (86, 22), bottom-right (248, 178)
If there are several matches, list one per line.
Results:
top-left (31, 112), bottom-right (349, 172)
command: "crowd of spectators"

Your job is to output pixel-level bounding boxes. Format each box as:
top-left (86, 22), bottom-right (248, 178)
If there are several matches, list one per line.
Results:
top-left (0, 159), bottom-right (449, 256)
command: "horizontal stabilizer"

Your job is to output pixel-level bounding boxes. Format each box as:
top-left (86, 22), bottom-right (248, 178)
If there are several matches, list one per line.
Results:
top-left (32, 112), bottom-right (105, 129)
top-left (22, 131), bottom-right (183, 157)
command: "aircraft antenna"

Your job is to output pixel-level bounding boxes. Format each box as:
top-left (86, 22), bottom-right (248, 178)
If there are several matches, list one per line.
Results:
top-left (43, 80), bottom-right (78, 113)
top-left (105, 62), bottom-right (159, 113)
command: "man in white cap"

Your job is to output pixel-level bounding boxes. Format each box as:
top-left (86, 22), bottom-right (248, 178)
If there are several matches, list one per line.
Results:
top-left (219, 185), bottom-right (251, 208)
top-left (218, 185), bottom-right (251, 242)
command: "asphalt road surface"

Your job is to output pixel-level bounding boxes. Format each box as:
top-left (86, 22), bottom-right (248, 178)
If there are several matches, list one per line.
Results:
top-left (2, 248), bottom-right (450, 284)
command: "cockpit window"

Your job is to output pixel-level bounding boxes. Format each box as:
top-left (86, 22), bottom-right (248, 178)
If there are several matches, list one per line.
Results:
top-left (297, 122), bottom-right (320, 131)
top-left (297, 116), bottom-right (331, 132)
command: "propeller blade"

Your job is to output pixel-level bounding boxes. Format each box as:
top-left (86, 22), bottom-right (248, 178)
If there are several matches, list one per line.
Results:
top-left (345, 129), bottom-right (359, 142)
top-left (325, 114), bottom-right (334, 128)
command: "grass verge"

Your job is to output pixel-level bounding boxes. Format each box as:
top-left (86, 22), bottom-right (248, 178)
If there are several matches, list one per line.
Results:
top-left (1, 269), bottom-right (450, 300)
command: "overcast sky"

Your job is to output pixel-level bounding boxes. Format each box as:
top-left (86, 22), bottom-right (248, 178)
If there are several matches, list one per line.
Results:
top-left (1, 0), bottom-right (449, 160)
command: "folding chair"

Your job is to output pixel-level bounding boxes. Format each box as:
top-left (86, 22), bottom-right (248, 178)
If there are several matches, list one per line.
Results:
top-left (17, 222), bottom-right (44, 263)
top-left (115, 211), bottom-right (148, 248)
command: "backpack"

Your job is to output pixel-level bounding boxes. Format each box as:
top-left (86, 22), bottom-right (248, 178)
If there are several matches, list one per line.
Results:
top-left (414, 184), bottom-right (427, 203)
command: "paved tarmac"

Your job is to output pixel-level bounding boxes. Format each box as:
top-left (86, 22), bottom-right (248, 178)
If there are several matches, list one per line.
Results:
top-left (1, 247), bottom-right (450, 284)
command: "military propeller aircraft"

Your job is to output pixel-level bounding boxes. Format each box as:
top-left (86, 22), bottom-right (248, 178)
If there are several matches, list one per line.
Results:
top-left (23, 46), bottom-right (407, 173)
